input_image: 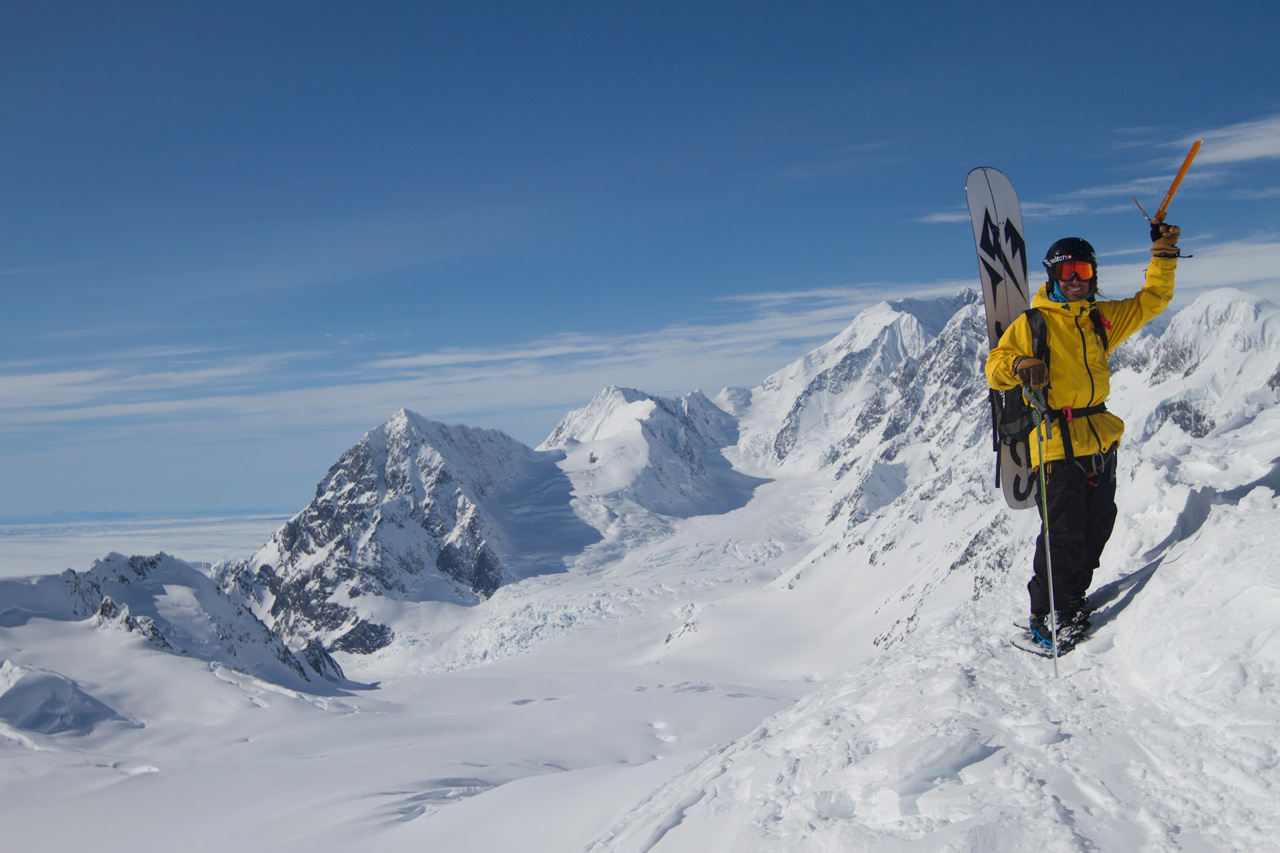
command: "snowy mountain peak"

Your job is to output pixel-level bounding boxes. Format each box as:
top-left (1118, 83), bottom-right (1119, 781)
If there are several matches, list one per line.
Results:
top-left (0, 553), bottom-right (344, 691)
top-left (770, 290), bottom-right (976, 391)
top-left (887, 288), bottom-right (981, 334)
top-left (215, 410), bottom-right (571, 654)
top-left (205, 292), bottom-right (1024, 662)
top-left (1147, 288), bottom-right (1277, 383)
top-left (539, 385), bottom-right (663, 448)
top-left (372, 407), bottom-right (538, 500)
top-left (540, 385), bottom-right (762, 521)
top-left (214, 407), bottom-right (621, 656)
top-left (1117, 288), bottom-right (1280, 441)
top-left (731, 293), bottom-right (977, 471)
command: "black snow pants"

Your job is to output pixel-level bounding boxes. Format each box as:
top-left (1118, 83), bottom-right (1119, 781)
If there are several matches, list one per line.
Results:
top-left (1029, 446), bottom-right (1118, 618)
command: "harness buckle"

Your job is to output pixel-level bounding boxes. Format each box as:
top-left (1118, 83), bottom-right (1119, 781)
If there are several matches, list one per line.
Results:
top-left (1062, 406), bottom-right (1074, 422)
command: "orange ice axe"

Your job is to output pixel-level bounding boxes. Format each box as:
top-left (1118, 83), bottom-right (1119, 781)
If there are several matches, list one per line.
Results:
top-left (1134, 139), bottom-right (1203, 223)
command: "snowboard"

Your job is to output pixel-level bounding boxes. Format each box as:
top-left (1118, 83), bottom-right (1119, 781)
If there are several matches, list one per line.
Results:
top-left (966, 167), bottom-right (1037, 510)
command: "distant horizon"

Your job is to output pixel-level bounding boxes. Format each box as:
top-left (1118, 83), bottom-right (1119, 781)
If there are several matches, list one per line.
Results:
top-left (0, 510), bottom-right (291, 579)
top-left (0, 507), bottom-right (295, 526)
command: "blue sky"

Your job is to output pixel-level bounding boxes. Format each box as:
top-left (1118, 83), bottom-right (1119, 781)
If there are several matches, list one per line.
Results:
top-left (2, 1), bottom-right (1279, 519)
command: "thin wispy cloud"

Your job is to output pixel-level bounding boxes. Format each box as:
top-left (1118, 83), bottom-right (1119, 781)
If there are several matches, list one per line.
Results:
top-left (1182, 115), bottom-right (1280, 165)
top-left (25, 235), bottom-right (1272, 453)
top-left (0, 369), bottom-right (117, 409)
top-left (1020, 201), bottom-right (1091, 221)
top-left (916, 199), bottom-right (1100, 226)
top-left (367, 341), bottom-right (611, 372)
top-left (1061, 175), bottom-right (1182, 200)
top-left (0, 351), bottom-right (333, 424)
top-left (0, 276), bottom-right (947, 442)
top-left (14, 235), bottom-right (1277, 451)
top-left (717, 280), bottom-right (970, 309)
top-left (774, 142), bottom-right (899, 182)
top-left (914, 210), bottom-right (971, 224)
top-left (1229, 186), bottom-right (1280, 201)
top-left (925, 115), bottom-right (1280, 228)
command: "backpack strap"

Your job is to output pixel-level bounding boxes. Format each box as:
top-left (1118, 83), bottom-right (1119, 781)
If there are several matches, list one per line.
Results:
top-left (987, 309), bottom-right (1055, 482)
top-left (1023, 307), bottom-right (1048, 367)
top-left (1089, 306), bottom-right (1111, 353)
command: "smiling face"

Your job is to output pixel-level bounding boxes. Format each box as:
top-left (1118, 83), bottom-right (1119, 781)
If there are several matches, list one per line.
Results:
top-left (1057, 277), bottom-right (1091, 302)
top-left (1050, 259), bottom-right (1095, 302)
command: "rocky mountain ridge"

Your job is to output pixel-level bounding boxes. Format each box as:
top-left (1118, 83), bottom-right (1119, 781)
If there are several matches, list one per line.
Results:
top-left (216, 287), bottom-right (1279, 660)
top-left (0, 552), bottom-right (344, 690)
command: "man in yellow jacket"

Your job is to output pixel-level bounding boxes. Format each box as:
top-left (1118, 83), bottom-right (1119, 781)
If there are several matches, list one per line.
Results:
top-left (985, 223), bottom-right (1180, 651)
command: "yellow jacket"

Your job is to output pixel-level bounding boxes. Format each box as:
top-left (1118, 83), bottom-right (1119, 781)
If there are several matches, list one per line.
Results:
top-left (985, 256), bottom-right (1177, 467)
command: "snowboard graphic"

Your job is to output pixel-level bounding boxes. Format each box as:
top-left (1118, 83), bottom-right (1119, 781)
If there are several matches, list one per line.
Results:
top-left (966, 167), bottom-right (1036, 510)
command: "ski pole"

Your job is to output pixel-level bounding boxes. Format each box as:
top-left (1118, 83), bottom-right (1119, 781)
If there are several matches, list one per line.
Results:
top-left (1029, 390), bottom-right (1060, 678)
top-left (1133, 139), bottom-right (1203, 224)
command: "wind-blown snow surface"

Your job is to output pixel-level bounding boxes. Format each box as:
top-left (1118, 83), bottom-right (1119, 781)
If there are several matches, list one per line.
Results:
top-left (2, 287), bottom-right (1278, 852)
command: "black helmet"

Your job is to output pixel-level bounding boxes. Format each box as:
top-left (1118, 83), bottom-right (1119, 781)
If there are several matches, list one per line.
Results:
top-left (1043, 237), bottom-right (1098, 292)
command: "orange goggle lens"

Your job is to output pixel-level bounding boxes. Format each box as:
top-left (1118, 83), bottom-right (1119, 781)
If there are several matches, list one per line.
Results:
top-left (1052, 260), bottom-right (1094, 282)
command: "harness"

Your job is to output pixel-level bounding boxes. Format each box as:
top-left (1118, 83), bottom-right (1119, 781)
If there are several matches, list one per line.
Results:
top-left (1037, 402), bottom-right (1112, 482)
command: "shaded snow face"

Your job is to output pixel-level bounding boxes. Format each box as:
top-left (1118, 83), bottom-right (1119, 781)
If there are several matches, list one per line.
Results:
top-left (0, 660), bottom-right (133, 735)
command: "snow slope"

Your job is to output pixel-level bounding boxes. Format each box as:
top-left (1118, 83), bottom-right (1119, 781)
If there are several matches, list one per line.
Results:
top-left (2, 287), bottom-right (1277, 852)
top-left (590, 417), bottom-right (1280, 851)
top-left (585, 290), bottom-right (1280, 851)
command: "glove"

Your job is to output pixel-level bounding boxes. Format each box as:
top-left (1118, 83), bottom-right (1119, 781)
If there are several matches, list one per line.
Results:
top-left (1012, 355), bottom-right (1048, 389)
top-left (1151, 222), bottom-right (1181, 257)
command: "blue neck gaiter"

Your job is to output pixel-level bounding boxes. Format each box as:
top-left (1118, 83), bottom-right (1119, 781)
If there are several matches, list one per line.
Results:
top-left (1048, 280), bottom-right (1095, 303)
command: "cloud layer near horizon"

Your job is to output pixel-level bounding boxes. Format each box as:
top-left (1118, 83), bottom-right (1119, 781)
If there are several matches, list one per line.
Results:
top-left (6, 239), bottom-right (1278, 451)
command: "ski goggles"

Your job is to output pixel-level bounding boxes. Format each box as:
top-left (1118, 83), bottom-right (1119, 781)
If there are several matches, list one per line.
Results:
top-left (1050, 260), bottom-right (1094, 282)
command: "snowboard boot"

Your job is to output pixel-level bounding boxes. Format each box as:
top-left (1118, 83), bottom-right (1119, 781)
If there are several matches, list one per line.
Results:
top-left (1029, 614), bottom-right (1078, 654)
top-left (1060, 596), bottom-right (1093, 638)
